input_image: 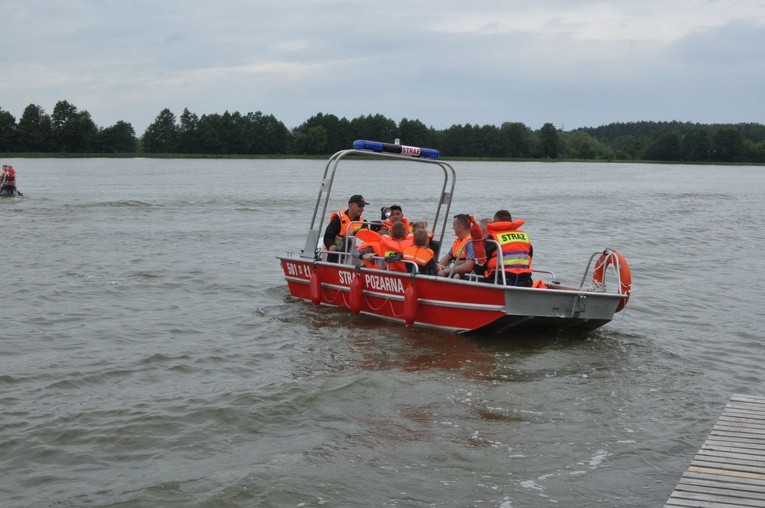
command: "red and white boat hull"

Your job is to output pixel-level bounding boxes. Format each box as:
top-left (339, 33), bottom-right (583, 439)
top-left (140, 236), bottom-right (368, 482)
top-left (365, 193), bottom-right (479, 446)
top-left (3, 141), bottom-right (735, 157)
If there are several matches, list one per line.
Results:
top-left (280, 257), bottom-right (625, 335)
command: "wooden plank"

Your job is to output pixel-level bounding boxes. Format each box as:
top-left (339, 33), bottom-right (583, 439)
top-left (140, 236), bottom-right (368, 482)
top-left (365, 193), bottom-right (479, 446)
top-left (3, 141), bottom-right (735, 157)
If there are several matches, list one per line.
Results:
top-left (729, 399), bottom-right (765, 408)
top-left (704, 440), bottom-right (765, 453)
top-left (688, 465), bottom-right (765, 481)
top-left (723, 410), bottom-right (765, 420)
top-left (701, 445), bottom-right (765, 459)
top-left (709, 431), bottom-right (765, 445)
top-left (666, 499), bottom-right (745, 507)
top-left (667, 490), bottom-right (765, 506)
top-left (677, 475), bottom-right (765, 494)
top-left (723, 408), bottom-right (765, 419)
top-left (724, 408), bottom-right (765, 417)
top-left (717, 412), bottom-right (765, 423)
top-left (712, 424), bottom-right (765, 437)
top-left (727, 405), bottom-right (765, 412)
top-left (705, 438), bottom-right (765, 452)
top-left (696, 449), bottom-right (765, 462)
top-left (726, 408), bottom-right (765, 415)
top-left (730, 394), bottom-right (765, 404)
top-left (730, 396), bottom-right (765, 404)
top-left (682, 469), bottom-right (765, 486)
top-left (691, 461), bottom-right (765, 477)
top-left (668, 394), bottom-right (765, 506)
top-left (718, 416), bottom-right (765, 429)
top-left (671, 483), bottom-right (765, 502)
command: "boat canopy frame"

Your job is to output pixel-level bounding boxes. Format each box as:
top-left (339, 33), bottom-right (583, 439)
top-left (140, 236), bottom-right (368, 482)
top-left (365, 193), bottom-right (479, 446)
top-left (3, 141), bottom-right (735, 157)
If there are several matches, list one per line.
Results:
top-left (300, 146), bottom-right (457, 260)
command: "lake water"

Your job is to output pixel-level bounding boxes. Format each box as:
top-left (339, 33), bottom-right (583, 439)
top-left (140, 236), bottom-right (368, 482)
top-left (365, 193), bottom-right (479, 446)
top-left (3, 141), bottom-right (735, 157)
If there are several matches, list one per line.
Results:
top-left (1, 157), bottom-right (763, 506)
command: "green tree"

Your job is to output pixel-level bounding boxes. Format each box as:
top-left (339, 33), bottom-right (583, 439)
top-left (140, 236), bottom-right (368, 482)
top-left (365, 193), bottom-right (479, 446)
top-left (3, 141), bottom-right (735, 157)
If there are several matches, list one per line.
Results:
top-left (643, 131), bottom-right (681, 161)
top-left (292, 113), bottom-right (350, 154)
top-left (440, 124), bottom-right (470, 156)
top-left (743, 140), bottom-right (765, 162)
top-left (0, 108), bottom-right (16, 151)
top-left (565, 130), bottom-right (611, 159)
top-left (51, 100), bottom-right (97, 152)
top-left (539, 123), bottom-right (561, 158)
top-left (712, 126), bottom-right (744, 162)
top-left (681, 127), bottom-right (711, 162)
top-left (349, 114), bottom-right (397, 144)
top-left (398, 118), bottom-right (435, 148)
top-left (16, 104), bottom-right (54, 152)
top-left (193, 112), bottom-right (243, 154)
top-left (178, 108), bottom-right (200, 153)
top-left (293, 126), bottom-right (328, 154)
top-left (143, 108), bottom-right (179, 153)
top-left (499, 122), bottom-right (533, 158)
top-left (259, 113), bottom-right (291, 154)
top-left (478, 124), bottom-right (503, 157)
top-left (238, 111), bottom-right (291, 154)
top-left (97, 121), bottom-right (137, 153)
top-left (238, 111), bottom-right (264, 154)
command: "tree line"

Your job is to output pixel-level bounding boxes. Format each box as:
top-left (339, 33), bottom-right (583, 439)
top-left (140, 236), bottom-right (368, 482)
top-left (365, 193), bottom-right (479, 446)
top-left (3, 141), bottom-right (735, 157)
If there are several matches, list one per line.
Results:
top-left (2, 100), bottom-right (765, 163)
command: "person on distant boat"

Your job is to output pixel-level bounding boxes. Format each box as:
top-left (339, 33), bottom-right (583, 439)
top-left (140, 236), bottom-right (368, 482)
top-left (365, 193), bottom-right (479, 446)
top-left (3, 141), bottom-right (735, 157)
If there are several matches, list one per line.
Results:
top-left (379, 204), bottom-right (411, 235)
top-left (323, 194), bottom-right (368, 263)
top-left (0, 165), bottom-right (17, 196)
top-left (436, 214), bottom-right (475, 278)
top-left (478, 209), bottom-right (533, 287)
top-left (400, 229), bottom-right (437, 275)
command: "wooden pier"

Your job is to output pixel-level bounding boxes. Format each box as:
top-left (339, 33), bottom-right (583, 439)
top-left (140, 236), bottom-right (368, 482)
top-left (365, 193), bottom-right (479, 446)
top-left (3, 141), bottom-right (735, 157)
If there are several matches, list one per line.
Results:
top-left (666, 393), bottom-right (765, 507)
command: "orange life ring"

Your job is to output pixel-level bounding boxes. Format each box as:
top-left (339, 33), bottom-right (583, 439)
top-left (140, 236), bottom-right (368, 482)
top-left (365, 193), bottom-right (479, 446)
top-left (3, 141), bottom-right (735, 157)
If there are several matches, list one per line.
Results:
top-left (593, 249), bottom-right (631, 312)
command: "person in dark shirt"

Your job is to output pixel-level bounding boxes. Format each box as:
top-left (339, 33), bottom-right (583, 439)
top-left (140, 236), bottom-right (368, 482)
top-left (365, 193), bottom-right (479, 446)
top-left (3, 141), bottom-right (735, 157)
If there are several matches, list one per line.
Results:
top-left (322, 194), bottom-right (368, 262)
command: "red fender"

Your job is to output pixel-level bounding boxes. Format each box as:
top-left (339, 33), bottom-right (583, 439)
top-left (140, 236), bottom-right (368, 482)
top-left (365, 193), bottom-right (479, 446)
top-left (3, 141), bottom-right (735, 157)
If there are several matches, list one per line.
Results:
top-left (467, 215), bottom-right (487, 264)
top-left (404, 284), bottom-right (419, 327)
top-left (593, 249), bottom-right (632, 312)
top-left (349, 275), bottom-right (364, 314)
top-left (309, 271), bottom-right (322, 305)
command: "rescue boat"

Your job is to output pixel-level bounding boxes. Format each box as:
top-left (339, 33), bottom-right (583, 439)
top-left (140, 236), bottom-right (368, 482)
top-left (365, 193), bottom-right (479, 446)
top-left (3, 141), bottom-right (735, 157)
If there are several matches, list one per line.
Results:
top-left (278, 140), bottom-right (631, 335)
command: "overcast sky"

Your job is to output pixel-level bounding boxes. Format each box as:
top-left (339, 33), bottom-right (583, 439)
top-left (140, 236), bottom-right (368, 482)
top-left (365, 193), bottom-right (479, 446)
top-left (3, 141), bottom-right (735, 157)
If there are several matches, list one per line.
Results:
top-left (2, 1), bottom-right (764, 134)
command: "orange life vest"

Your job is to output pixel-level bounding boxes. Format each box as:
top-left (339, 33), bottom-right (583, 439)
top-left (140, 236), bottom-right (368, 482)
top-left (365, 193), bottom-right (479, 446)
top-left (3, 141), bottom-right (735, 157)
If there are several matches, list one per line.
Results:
top-left (450, 236), bottom-right (472, 260)
top-left (329, 210), bottom-right (365, 248)
top-left (485, 220), bottom-right (532, 277)
top-left (380, 236), bottom-right (413, 272)
top-left (402, 245), bottom-right (435, 271)
top-left (4, 168), bottom-right (15, 184)
top-left (356, 241), bottom-right (384, 269)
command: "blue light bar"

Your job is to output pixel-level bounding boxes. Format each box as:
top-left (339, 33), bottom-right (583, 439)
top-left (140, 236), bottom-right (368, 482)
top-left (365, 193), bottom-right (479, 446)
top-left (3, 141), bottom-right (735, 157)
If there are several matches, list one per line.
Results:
top-left (352, 139), bottom-right (440, 159)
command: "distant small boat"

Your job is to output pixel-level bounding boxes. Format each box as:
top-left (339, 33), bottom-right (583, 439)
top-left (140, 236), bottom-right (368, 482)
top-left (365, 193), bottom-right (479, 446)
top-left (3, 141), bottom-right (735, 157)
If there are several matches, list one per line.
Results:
top-left (278, 140), bottom-right (631, 335)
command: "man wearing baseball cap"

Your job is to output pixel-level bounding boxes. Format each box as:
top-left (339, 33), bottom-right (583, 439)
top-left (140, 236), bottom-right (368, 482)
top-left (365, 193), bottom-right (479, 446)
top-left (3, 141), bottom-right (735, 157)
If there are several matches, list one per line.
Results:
top-left (323, 194), bottom-right (369, 263)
